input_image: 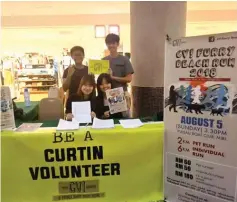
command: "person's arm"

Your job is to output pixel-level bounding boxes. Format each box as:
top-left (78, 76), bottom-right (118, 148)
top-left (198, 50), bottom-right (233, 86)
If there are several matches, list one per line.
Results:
top-left (62, 66), bottom-right (75, 92)
top-left (90, 98), bottom-right (97, 118)
top-left (62, 77), bottom-right (71, 92)
top-left (90, 97), bottom-right (98, 117)
top-left (111, 74), bottom-right (132, 83)
top-left (94, 97), bottom-right (108, 119)
top-left (65, 95), bottom-right (73, 114)
top-left (111, 58), bottom-right (134, 84)
top-left (62, 68), bottom-right (69, 91)
top-left (125, 92), bottom-right (131, 110)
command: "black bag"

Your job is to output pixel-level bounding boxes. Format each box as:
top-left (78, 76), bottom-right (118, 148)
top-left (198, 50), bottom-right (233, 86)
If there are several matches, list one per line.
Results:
top-left (12, 97), bottom-right (24, 119)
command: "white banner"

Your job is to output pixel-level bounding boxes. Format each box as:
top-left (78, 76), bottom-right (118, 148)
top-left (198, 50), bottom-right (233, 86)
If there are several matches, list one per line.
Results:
top-left (164, 32), bottom-right (237, 202)
top-left (1, 86), bottom-right (15, 130)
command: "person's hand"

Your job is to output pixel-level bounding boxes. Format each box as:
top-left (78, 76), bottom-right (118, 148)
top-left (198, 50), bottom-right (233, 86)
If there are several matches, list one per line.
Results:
top-left (109, 69), bottom-right (115, 79)
top-left (66, 113), bottom-right (74, 121)
top-left (91, 111), bottom-right (96, 119)
top-left (67, 66), bottom-right (75, 78)
top-left (125, 94), bottom-right (131, 110)
top-left (104, 111), bottom-right (110, 118)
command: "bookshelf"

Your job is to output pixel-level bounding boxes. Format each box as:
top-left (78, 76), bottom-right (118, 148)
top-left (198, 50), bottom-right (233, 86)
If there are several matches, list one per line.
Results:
top-left (18, 66), bottom-right (56, 94)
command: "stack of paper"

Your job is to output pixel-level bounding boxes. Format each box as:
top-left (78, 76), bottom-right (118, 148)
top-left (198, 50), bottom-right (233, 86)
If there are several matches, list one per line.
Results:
top-left (92, 118), bottom-right (114, 129)
top-left (72, 101), bottom-right (92, 123)
top-left (119, 119), bottom-right (144, 128)
top-left (16, 123), bottom-right (42, 132)
top-left (56, 119), bottom-right (79, 131)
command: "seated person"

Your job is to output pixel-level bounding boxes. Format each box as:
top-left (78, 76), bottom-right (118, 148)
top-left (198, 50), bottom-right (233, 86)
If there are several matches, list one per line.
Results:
top-left (95, 73), bottom-right (123, 119)
top-left (65, 74), bottom-right (96, 121)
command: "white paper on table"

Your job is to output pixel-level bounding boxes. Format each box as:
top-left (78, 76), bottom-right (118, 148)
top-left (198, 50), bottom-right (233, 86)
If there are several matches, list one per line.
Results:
top-left (72, 101), bottom-right (92, 123)
top-left (56, 119), bottom-right (79, 131)
top-left (119, 119), bottom-right (144, 128)
top-left (72, 118), bottom-right (80, 125)
top-left (92, 118), bottom-right (114, 129)
top-left (16, 123), bottom-right (42, 132)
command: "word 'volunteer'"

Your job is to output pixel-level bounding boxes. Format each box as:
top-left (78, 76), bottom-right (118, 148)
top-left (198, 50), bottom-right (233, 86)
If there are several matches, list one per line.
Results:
top-left (29, 146), bottom-right (121, 180)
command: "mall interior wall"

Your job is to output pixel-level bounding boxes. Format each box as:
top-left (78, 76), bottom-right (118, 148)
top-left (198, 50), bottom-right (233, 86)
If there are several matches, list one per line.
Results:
top-left (1, 1), bottom-right (237, 58)
top-left (1, 24), bottom-right (131, 60)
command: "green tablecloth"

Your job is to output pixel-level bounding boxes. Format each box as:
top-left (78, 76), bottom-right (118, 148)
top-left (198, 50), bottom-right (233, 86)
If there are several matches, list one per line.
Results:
top-left (15, 101), bottom-right (163, 128)
top-left (15, 101), bottom-right (39, 124)
top-left (15, 115), bottom-right (160, 128)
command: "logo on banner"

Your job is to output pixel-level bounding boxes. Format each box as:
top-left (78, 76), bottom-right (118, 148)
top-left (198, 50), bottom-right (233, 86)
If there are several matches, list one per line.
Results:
top-left (173, 39), bottom-right (182, 47)
top-left (208, 36), bottom-right (215, 42)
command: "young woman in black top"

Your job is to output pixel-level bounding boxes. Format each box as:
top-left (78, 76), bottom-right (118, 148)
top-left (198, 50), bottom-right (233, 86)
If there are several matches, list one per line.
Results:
top-left (66, 74), bottom-right (96, 120)
top-left (96, 73), bottom-right (123, 119)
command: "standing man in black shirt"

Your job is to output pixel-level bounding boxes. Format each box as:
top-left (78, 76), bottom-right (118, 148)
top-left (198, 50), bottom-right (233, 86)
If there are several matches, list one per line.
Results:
top-left (63, 46), bottom-right (88, 96)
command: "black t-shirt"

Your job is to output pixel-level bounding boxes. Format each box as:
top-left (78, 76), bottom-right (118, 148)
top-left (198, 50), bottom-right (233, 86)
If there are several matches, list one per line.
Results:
top-left (63, 66), bottom-right (88, 96)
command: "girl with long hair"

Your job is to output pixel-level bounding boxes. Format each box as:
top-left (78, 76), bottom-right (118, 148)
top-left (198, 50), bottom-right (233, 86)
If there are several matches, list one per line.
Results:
top-left (96, 73), bottom-right (123, 119)
top-left (65, 74), bottom-right (96, 120)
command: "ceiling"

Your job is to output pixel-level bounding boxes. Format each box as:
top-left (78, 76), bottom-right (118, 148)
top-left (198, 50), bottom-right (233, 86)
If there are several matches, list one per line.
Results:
top-left (1, 1), bottom-right (237, 17)
top-left (187, 1), bottom-right (237, 10)
top-left (1, 1), bottom-right (130, 16)
top-left (1, 1), bottom-right (237, 55)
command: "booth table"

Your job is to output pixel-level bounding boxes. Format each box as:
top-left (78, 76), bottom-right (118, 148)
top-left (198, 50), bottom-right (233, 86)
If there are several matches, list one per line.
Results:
top-left (1, 122), bottom-right (164, 202)
top-left (15, 114), bottom-right (161, 128)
